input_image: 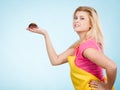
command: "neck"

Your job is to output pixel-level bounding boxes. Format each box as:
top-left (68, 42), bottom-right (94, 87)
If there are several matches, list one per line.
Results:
top-left (77, 31), bottom-right (87, 41)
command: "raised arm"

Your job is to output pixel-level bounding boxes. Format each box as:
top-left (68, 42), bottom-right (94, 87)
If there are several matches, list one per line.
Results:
top-left (27, 27), bottom-right (74, 66)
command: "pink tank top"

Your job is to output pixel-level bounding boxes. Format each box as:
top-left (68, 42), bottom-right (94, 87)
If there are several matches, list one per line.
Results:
top-left (74, 39), bottom-right (104, 81)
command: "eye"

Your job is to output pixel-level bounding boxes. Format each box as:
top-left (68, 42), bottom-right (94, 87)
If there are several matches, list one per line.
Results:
top-left (80, 17), bottom-right (85, 20)
top-left (74, 16), bottom-right (78, 20)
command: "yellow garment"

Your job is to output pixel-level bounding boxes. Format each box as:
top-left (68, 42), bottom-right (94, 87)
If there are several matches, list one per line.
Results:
top-left (68, 56), bottom-right (114, 90)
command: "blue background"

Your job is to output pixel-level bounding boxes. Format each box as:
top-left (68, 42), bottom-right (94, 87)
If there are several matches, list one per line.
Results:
top-left (0, 0), bottom-right (120, 90)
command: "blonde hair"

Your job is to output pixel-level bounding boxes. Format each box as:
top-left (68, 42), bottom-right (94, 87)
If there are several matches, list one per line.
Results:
top-left (70, 6), bottom-right (104, 50)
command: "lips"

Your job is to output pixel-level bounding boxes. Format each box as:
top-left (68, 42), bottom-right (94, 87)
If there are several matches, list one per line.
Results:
top-left (74, 24), bottom-right (80, 28)
top-left (76, 24), bottom-right (80, 27)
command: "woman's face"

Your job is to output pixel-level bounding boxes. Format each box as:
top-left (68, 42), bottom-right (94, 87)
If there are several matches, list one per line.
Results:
top-left (73, 11), bottom-right (91, 33)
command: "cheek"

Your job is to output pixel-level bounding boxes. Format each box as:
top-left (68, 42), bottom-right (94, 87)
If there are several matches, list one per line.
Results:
top-left (83, 22), bottom-right (91, 29)
top-left (85, 25), bottom-right (90, 30)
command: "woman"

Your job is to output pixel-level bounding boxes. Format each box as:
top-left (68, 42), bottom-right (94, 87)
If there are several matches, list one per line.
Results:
top-left (27, 6), bottom-right (117, 90)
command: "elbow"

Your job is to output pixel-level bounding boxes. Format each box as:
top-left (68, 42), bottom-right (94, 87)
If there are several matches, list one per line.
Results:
top-left (106, 62), bottom-right (117, 72)
top-left (113, 63), bottom-right (117, 71)
top-left (111, 62), bottom-right (117, 71)
top-left (51, 63), bottom-right (58, 66)
top-left (50, 56), bottom-right (61, 66)
top-left (51, 60), bottom-right (62, 66)
top-left (51, 61), bottom-right (60, 66)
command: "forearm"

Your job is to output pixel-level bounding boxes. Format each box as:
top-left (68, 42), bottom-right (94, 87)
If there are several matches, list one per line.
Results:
top-left (27, 27), bottom-right (71, 65)
top-left (106, 62), bottom-right (117, 89)
top-left (43, 32), bottom-right (58, 65)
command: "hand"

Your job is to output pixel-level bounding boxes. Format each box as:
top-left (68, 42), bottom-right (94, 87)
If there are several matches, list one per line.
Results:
top-left (27, 27), bottom-right (46, 35)
top-left (26, 23), bottom-right (47, 36)
top-left (89, 80), bottom-right (110, 90)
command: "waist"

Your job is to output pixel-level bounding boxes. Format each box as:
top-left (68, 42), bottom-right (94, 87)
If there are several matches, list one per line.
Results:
top-left (68, 56), bottom-right (104, 90)
top-left (75, 57), bottom-right (104, 81)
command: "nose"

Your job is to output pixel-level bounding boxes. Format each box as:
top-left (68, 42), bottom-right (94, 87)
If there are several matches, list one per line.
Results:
top-left (74, 18), bottom-right (80, 23)
top-left (74, 20), bottom-right (80, 24)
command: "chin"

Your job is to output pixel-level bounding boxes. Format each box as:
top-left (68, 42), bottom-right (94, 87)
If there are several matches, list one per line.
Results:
top-left (74, 29), bottom-right (81, 32)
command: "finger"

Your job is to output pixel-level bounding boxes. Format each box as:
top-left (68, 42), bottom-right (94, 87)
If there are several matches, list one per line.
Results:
top-left (32, 27), bottom-right (38, 30)
top-left (26, 27), bottom-right (30, 30)
top-left (89, 80), bottom-right (99, 89)
top-left (26, 27), bottom-right (33, 31)
top-left (89, 84), bottom-right (98, 88)
top-left (90, 80), bottom-right (99, 86)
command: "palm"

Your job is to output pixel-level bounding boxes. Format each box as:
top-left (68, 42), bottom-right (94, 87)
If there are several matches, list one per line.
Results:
top-left (27, 27), bottom-right (46, 35)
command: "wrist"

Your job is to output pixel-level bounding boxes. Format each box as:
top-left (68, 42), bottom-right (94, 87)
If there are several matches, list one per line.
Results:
top-left (105, 83), bottom-right (112, 90)
top-left (43, 30), bottom-right (48, 38)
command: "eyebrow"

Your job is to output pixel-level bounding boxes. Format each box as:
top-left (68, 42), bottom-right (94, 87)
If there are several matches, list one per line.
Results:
top-left (79, 16), bottom-right (84, 17)
top-left (74, 15), bottom-right (84, 18)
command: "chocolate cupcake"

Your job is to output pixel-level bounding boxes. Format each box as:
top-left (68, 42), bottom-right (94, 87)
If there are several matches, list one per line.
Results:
top-left (28, 23), bottom-right (38, 29)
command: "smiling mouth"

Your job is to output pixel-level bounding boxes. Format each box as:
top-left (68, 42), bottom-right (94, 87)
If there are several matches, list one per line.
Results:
top-left (74, 24), bottom-right (80, 28)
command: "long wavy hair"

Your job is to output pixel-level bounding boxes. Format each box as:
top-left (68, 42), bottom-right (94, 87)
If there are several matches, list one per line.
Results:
top-left (70, 6), bottom-right (104, 50)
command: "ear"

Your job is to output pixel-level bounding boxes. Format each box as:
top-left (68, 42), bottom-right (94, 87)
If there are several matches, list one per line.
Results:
top-left (89, 26), bottom-right (92, 30)
top-left (89, 23), bottom-right (92, 29)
